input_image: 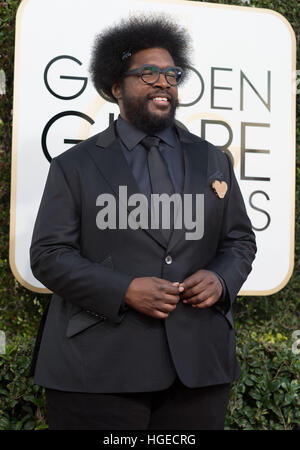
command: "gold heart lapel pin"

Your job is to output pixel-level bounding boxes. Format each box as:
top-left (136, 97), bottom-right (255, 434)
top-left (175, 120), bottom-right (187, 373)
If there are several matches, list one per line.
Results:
top-left (212, 180), bottom-right (228, 199)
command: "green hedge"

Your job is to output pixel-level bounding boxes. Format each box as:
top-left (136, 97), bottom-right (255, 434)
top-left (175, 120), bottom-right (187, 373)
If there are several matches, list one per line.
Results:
top-left (0, 336), bottom-right (46, 430)
top-left (0, 0), bottom-right (299, 430)
top-left (227, 324), bottom-right (300, 429)
top-left (0, 328), bottom-right (299, 430)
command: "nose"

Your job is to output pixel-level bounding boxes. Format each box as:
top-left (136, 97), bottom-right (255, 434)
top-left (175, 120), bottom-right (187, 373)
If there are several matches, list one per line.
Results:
top-left (153, 72), bottom-right (170, 89)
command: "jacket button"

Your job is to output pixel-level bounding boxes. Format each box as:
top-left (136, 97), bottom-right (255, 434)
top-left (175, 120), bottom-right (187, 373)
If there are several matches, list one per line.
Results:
top-left (165, 255), bottom-right (173, 264)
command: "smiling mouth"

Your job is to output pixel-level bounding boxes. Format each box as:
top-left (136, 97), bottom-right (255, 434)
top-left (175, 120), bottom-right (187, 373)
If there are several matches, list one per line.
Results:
top-left (152, 97), bottom-right (169, 102)
top-left (149, 96), bottom-right (171, 107)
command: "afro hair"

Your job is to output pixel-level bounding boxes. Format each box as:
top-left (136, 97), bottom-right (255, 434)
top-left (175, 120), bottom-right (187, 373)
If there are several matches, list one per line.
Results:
top-left (89, 14), bottom-right (192, 103)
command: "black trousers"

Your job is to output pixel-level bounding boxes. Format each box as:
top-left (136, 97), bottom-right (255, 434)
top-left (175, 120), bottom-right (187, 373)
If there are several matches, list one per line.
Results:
top-left (45, 376), bottom-right (231, 430)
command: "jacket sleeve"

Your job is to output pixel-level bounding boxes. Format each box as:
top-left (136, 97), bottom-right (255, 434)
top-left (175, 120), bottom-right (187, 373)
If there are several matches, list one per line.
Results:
top-left (30, 157), bottom-right (135, 324)
top-left (205, 152), bottom-right (257, 311)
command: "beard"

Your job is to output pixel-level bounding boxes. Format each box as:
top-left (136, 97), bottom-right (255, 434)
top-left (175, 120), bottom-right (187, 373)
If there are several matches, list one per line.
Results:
top-left (120, 87), bottom-right (178, 134)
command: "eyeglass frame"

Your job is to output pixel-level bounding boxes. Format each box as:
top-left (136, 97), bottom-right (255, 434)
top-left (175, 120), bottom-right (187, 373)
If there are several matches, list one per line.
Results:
top-left (123, 64), bottom-right (184, 86)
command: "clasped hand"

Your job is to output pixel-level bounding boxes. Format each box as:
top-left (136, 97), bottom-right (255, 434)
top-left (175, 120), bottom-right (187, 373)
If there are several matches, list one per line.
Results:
top-left (125, 269), bottom-right (222, 319)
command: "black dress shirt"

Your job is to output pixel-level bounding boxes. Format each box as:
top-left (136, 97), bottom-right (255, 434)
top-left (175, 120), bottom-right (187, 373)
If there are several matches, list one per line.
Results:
top-left (116, 115), bottom-right (184, 203)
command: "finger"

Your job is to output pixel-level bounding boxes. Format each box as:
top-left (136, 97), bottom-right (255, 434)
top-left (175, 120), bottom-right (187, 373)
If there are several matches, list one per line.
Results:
top-left (181, 271), bottom-right (208, 291)
top-left (183, 291), bottom-right (209, 305)
top-left (153, 279), bottom-right (179, 295)
top-left (182, 269), bottom-right (220, 291)
top-left (173, 281), bottom-right (185, 293)
top-left (161, 282), bottom-right (181, 295)
top-left (182, 281), bottom-right (208, 299)
top-left (183, 282), bottom-right (214, 302)
top-left (180, 275), bottom-right (199, 291)
top-left (153, 310), bottom-right (170, 319)
top-left (192, 297), bottom-right (215, 308)
top-left (162, 293), bottom-right (181, 304)
top-left (156, 302), bottom-right (177, 314)
top-left (184, 276), bottom-right (221, 300)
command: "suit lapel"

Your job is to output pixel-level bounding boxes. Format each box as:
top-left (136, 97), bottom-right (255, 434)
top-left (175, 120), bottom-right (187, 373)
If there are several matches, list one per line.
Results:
top-left (88, 122), bottom-right (208, 252)
top-left (87, 122), bottom-right (168, 249)
top-left (166, 134), bottom-right (208, 253)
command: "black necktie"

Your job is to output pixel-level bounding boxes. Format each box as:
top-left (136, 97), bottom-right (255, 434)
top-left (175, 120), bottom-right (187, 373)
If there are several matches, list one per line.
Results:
top-left (141, 136), bottom-right (175, 243)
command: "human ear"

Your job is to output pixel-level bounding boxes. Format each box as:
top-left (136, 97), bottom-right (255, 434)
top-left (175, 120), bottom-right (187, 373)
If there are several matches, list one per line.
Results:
top-left (111, 82), bottom-right (122, 101)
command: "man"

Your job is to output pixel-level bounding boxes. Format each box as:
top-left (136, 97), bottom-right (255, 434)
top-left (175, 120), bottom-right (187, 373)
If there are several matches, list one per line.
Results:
top-left (29, 15), bottom-right (256, 430)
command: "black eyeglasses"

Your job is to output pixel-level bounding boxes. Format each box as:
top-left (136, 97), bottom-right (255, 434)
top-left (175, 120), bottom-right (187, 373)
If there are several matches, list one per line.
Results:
top-left (123, 64), bottom-right (183, 86)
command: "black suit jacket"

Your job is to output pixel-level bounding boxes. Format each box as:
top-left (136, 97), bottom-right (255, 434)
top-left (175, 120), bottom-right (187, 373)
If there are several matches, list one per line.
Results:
top-left (29, 121), bottom-right (256, 393)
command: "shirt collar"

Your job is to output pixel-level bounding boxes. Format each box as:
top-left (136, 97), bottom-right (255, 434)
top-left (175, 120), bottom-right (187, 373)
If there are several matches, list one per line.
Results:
top-left (116, 116), bottom-right (146, 151)
top-left (155, 126), bottom-right (177, 148)
top-left (116, 115), bottom-right (177, 151)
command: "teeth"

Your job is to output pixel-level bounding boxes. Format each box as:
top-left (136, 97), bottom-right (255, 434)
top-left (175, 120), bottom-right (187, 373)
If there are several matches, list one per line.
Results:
top-left (152, 97), bottom-right (168, 102)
